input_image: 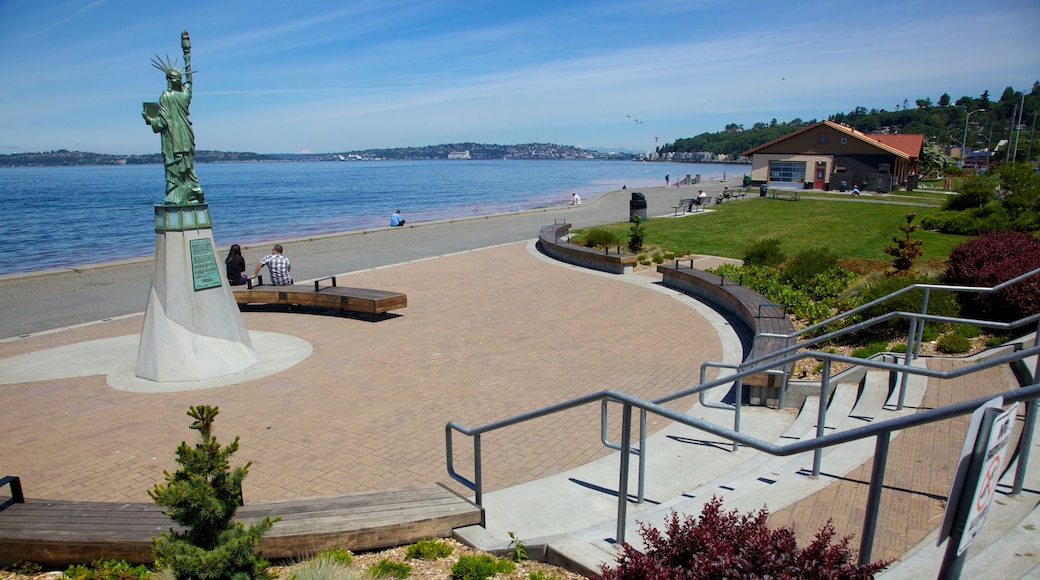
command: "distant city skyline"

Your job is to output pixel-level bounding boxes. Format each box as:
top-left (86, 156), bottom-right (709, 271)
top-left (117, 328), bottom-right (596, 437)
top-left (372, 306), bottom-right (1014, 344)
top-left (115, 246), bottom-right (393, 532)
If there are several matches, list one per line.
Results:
top-left (2, 0), bottom-right (1038, 156)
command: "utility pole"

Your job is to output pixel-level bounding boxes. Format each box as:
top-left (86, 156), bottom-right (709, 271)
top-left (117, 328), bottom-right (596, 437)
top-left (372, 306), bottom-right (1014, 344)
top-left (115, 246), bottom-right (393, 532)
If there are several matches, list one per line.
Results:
top-left (1012, 92), bottom-right (1025, 162)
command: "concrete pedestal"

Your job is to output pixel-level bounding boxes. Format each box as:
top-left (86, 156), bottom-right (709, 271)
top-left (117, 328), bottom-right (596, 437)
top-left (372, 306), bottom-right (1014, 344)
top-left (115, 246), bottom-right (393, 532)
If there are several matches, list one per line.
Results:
top-left (136, 204), bottom-right (257, 382)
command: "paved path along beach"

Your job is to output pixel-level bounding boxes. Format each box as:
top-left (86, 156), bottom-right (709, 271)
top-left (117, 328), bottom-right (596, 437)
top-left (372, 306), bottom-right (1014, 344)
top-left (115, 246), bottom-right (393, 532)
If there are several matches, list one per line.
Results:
top-left (0, 185), bottom-right (693, 339)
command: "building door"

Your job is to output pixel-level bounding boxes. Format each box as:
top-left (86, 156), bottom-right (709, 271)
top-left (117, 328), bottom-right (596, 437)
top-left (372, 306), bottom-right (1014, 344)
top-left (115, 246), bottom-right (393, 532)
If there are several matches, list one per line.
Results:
top-left (814, 162), bottom-right (826, 189)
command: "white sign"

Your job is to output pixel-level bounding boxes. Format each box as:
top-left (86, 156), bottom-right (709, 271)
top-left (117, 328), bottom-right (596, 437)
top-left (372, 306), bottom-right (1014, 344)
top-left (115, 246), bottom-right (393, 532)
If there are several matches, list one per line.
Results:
top-left (957, 402), bottom-right (1018, 555)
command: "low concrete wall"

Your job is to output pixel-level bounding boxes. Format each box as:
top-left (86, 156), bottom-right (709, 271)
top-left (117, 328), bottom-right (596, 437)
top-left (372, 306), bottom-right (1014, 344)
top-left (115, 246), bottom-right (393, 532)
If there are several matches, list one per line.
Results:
top-left (537, 223), bottom-right (638, 275)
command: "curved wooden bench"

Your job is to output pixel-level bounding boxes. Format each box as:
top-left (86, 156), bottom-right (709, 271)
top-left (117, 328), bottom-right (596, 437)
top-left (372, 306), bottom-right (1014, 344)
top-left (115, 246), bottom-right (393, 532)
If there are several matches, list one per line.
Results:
top-left (234, 275), bottom-right (406, 319)
top-left (0, 479), bottom-right (480, 567)
top-left (537, 223), bottom-right (638, 275)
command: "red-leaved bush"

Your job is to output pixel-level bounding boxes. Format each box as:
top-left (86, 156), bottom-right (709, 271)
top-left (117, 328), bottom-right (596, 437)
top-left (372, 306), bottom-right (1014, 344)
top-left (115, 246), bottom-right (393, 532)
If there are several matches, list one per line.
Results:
top-left (600, 497), bottom-right (888, 579)
top-left (943, 231), bottom-right (1040, 322)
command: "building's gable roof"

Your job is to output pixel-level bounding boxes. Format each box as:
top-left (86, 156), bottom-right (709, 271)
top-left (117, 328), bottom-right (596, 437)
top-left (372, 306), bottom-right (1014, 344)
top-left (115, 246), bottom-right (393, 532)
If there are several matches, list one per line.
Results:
top-left (742, 120), bottom-right (920, 159)
top-left (870, 134), bottom-right (924, 158)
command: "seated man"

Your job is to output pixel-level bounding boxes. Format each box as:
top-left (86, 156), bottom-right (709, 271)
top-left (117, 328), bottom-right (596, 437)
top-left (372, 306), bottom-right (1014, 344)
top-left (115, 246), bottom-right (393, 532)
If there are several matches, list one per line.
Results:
top-left (390, 209), bottom-right (406, 226)
top-left (253, 244), bottom-right (293, 285)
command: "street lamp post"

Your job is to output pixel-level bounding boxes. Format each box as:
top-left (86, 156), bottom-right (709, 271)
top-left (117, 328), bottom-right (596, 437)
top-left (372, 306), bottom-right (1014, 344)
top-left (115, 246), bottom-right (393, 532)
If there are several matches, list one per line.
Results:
top-left (961, 108), bottom-right (985, 168)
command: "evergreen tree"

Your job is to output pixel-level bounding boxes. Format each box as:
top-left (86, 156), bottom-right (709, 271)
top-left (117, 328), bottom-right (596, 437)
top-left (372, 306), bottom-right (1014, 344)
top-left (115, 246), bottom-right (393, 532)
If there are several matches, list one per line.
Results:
top-left (150, 405), bottom-right (278, 580)
top-left (883, 213), bottom-right (924, 275)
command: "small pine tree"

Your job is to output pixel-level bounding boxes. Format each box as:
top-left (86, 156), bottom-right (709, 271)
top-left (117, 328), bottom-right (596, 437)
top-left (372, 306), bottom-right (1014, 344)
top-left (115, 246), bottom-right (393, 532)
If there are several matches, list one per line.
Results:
top-left (628, 215), bottom-right (645, 252)
top-left (149, 405), bottom-right (278, 579)
top-left (883, 213), bottom-right (924, 275)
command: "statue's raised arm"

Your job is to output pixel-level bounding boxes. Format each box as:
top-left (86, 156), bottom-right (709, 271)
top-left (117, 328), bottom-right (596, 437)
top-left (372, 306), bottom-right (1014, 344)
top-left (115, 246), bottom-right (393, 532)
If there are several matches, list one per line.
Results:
top-left (181, 31), bottom-right (192, 88)
top-left (142, 30), bottom-right (204, 205)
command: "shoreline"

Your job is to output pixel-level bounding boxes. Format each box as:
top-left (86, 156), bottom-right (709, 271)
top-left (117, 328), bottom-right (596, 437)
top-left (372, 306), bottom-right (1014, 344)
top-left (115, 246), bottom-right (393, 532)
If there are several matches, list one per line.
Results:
top-left (0, 185), bottom-right (629, 282)
top-left (0, 180), bottom-right (730, 339)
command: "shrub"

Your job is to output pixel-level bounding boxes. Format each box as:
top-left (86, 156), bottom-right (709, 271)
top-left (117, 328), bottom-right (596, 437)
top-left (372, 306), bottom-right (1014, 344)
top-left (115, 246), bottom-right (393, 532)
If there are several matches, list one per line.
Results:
top-left (600, 498), bottom-right (888, 579)
top-left (936, 332), bottom-right (972, 354)
top-left (851, 339), bottom-right (891, 359)
top-left (954, 324), bottom-right (983, 338)
top-left (315, 547), bottom-right (354, 566)
top-left (367, 559), bottom-right (412, 579)
top-left (782, 246), bottom-right (840, 287)
top-left (652, 251), bottom-right (664, 264)
top-left (741, 237), bottom-right (786, 267)
top-left (579, 227), bottom-right (620, 249)
top-left (286, 552), bottom-right (364, 580)
top-left (628, 215), bottom-right (645, 252)
top-left (945, 174), bottom-right (997, 211)
top-left (856, 273), bottom-right (959, 329)
top-left (405, 538), bottom-right (454, 560)
top-left (944, 231), bottom-right (1040, 322)
top-left (449, 554), bottom-right (515, 580)
top-left (528, 572), bottom-right (562, 580)
top-left (63, 559), bottom-right (152, 580)
top-left (149, 406), bottom-right (278, 580)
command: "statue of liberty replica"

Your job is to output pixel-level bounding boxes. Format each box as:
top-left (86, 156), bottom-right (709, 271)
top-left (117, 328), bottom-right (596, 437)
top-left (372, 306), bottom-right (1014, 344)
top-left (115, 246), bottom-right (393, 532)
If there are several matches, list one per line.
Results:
top-left (136, 31), bottom-right (257, 383)
top-left (142, 31), bottom-right (205, 204)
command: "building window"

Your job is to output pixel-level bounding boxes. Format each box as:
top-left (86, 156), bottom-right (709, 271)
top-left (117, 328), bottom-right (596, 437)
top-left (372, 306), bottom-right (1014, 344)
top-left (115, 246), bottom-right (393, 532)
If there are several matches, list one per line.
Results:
top-left (818, 132), bottom-right (829, 145)
top-left (879, 162), bottom-right (891, 174)
top-left (840, 137), bottom-right (848, 144)
top-left (768, 161), bottom-right (806, 185)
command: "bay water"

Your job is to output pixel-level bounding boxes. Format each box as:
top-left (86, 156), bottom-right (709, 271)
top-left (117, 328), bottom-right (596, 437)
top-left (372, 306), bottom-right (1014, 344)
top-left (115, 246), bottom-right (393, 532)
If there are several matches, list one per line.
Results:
top-left (0, 159), bottom-right (740, 276)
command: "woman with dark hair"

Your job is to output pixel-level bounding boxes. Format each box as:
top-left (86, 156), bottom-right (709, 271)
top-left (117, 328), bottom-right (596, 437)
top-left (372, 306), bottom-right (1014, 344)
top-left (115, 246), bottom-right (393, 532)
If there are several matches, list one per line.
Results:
top-left (225, 244), bottom-right (247, 285)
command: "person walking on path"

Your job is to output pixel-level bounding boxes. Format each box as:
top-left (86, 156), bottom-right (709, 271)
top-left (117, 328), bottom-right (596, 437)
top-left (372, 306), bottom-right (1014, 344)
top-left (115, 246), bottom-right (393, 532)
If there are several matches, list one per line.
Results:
top-left (390, 210), bottom-right (406, 227)
top-left (253, 244), bottom-right (293, 285)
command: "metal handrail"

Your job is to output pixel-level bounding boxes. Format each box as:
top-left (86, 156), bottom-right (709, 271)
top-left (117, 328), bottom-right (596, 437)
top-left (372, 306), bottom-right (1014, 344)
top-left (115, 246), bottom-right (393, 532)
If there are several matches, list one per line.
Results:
top-left (445, 268), bottom-right (1040, 561)
top-left (446, 344), bottom-right (1040, 562)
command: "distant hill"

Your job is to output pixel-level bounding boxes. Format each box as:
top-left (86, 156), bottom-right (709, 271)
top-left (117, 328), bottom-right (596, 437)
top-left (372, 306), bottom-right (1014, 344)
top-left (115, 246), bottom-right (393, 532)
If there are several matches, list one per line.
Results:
top-left (1, 143), bottom-right (624, 167)
top-left (0, 149), bottom-right (279, 167)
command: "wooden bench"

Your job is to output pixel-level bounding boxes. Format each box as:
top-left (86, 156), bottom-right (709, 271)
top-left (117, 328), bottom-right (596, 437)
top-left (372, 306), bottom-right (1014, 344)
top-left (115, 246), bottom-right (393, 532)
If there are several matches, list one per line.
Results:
top-left (234, 275), bottom-right (407, 319)
top-left (0, 478), bottom-right (481, 567)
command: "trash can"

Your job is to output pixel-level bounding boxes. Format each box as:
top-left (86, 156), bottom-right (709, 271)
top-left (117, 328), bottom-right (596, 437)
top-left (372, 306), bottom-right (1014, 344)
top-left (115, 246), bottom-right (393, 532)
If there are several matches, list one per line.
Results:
top-left (759, 184), bottom-right (768, 197)
top-left (839, 180), bottom-right (848, 192)
top-left (906, 174), bottom-right (919, 190)
top-left (629, 191), bottom-right (647, 220)
top-left (742, 175), bottom-right (752, 188)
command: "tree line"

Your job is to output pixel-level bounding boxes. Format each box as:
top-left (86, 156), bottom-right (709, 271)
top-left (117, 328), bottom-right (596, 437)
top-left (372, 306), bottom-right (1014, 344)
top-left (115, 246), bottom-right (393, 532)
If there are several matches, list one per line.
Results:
top-left (662, 83), bottom-right (1040, 162)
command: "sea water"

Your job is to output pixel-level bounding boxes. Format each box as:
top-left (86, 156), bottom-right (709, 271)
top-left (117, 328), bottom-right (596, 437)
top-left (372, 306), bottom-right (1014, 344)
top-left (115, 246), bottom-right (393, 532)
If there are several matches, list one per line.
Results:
top-left (0, 159), bottom-right (739, 276)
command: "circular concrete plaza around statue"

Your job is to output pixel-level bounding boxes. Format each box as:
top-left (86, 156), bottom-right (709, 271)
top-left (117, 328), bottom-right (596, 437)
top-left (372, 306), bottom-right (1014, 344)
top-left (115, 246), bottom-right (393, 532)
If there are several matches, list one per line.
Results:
top-left (0, 241), bottom-right (738, 503)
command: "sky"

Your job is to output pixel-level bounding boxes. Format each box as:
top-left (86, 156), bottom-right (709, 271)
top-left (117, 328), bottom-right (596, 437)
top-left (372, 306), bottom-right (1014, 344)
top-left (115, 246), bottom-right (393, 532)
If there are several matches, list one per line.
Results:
top-left (2, 0), bottom-right (1038, 156)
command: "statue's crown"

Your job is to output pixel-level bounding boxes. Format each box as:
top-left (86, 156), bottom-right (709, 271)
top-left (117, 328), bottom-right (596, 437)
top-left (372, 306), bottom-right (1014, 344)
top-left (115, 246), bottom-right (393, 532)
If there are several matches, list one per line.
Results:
top-left (151, 54), bottom-right (183, 79)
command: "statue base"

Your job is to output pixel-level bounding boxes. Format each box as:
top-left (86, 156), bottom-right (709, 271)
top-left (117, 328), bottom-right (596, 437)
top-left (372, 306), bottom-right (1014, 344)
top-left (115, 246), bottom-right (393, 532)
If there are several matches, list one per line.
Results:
top-left (136, 204), bottom-right (258, 382)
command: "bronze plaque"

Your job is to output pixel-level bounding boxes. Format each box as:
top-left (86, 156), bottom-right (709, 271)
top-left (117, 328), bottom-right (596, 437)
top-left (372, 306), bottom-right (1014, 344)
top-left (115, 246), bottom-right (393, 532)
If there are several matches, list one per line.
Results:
top-left (189, 238), bottom-right (222, 291)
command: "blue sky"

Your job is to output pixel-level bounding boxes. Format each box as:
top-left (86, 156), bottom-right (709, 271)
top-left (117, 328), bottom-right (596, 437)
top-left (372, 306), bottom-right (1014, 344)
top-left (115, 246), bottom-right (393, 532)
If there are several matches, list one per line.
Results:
top-left (2, 0), bottom-right (1038, 155)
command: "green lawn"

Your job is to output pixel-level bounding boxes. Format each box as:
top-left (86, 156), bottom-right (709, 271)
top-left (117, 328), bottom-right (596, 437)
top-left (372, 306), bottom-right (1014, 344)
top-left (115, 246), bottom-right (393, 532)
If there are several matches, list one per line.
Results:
top-left (582, 196), bottom-right (971, 262)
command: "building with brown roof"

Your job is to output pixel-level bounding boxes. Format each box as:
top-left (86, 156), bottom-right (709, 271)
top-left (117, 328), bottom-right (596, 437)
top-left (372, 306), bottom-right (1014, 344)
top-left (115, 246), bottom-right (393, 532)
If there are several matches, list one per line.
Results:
top-left (742, 120), bottom-right (923, 193)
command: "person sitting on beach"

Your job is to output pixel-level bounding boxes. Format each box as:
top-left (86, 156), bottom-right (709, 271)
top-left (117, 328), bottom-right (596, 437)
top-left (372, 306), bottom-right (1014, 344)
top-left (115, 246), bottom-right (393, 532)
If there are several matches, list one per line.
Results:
top-left (253, 244), bottom-right (292, 285)
top-left (390, 209), bottom-right (406, 227)
top-left (571, 192), bottom-right (581, 205)
top-left (225, 244), bottom-right (248, 286)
